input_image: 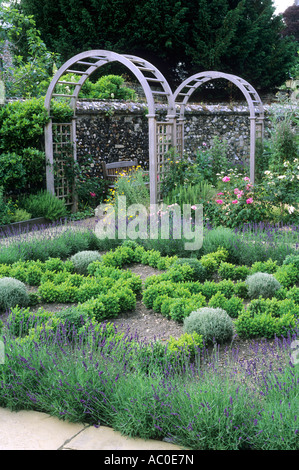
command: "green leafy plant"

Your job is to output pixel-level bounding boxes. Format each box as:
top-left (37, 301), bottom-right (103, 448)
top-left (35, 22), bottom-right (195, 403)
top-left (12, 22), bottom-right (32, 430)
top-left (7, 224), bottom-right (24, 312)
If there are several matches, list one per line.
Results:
top-left (10, 209), bottom-right (32, 223)
top-left (0, 152), bottom-right (27, 193)
top-left (194, 137), bottom-right (231, 185)
top-left (0, 186), bottom-right (11, 225)
top-left (174, 258), bottom-right (208, 282)
top-left (183, 307), bottom-right (234, 345)
top-left (20, 190), bottom-right (67, 221)
top-left (274, 263), bottom-right (299, 288)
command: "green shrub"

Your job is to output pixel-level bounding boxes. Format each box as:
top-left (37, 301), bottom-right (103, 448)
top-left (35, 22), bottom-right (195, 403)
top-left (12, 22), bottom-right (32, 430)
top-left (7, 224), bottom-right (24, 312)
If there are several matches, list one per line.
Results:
top-left (102, 246), bottom-right (136, 268)
top-left (246, 297), bottom-right (299, 318)
top-left (114, 275), bottom-right (143, 296)
top-left (283, 254), bottom-right (299, 271)
top-left (0, 277), bottom-right (29, 311)
top-left (38, 280), bottom-right (77, 303)
top-left (251, 259), bottom-right (278, 274)
top-left (78, 293), bottom-right (120, 322)
top-left (20, 190), bottom-right (67, 221)
top-left (0, 186), bottom-right (11, 225)
top-left (174, 258), bottom-right (208, 282)
top-left (235, 310), bottom-right (297, 339)
top-left (202, 226), bottom-right (239, 262)
top-left (55, 306), bottom-right (89, 331)
top-left (143, 281), bottom-right (177, 309)
top-left (70, 251), bottom-right (102, 275)
top-left (162, 264), bottom-right (195, 283)
top-left (216, 279), bottom-right (236, 299)
top-left (246, 272), bottom-right (282, 299)
top-left (197, 281), bottom-right (219, 300)
top-left (0, 152), bottom-right (27, 193)
top-left (167, 332), bottom-right (204, 359)
top-left (274, 264), bottom-right (298, 288)
top-left (286, 286), bottom-right (299, 304)
top-left (218, 262), bottom-right (250, 281)
top-left (168, 296), bottom-right (205, 322)
top-left (200, 247), bottom-right (229, 274)
top-left (234, 281), bottom-right (249, 299)
top-left (208, 292), bottom-right (244, 318)
top-left (183, 307), bottom-right (234, 345)
top-left (112, 287), bottom-right (136, 312)
top-left (44, 257), bottom-right (70, 272)
top-left (25, 264), bottom-right (43, 286)
top-left (9, 263), bottom-right (27, 283)
top-left (11, 209), bottom-right (32, 223)
top-left (7, 306), bottom-right (53, 336)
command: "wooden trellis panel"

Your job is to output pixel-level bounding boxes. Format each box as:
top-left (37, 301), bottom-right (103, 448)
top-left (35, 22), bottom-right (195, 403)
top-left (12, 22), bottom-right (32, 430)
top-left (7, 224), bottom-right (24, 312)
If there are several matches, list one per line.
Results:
top-left (52, 123), bottom-right (73, 206)
top-left (156, 121), bottom-right (174, 202)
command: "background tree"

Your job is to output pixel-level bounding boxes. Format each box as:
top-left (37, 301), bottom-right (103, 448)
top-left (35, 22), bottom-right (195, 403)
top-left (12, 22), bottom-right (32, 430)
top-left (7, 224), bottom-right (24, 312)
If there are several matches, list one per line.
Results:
top-left (282, 3), bottom-right (299, 43)
top-left (16, 0), bottom-right (298, 91)
top-left (0, 3), bottom-right (59, 97)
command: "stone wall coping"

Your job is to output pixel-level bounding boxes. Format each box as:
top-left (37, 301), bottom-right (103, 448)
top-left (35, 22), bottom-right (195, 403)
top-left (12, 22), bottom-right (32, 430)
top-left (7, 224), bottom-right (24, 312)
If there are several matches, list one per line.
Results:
top-left (75, 100), bottom-right (296, 116)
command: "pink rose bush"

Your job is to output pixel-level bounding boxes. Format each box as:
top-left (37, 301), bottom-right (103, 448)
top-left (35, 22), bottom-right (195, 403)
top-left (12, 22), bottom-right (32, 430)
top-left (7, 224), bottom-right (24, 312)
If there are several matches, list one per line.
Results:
top-left (206, 169), bottom-right (266, 227)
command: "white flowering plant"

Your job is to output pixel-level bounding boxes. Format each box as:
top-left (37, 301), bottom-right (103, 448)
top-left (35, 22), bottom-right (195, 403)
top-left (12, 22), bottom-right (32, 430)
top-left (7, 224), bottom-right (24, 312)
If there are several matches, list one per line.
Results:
top-left (261, 158), bottom-right (299, 221)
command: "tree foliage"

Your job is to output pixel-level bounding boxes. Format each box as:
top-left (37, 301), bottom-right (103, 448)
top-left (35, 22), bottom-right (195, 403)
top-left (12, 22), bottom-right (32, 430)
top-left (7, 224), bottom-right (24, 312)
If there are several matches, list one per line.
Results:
top-left (0, 4), bottom-right (59, 97)
top-left (16, 0), bottom-right (298, 90)
top-left (282, 4), bottom-right (299, 43)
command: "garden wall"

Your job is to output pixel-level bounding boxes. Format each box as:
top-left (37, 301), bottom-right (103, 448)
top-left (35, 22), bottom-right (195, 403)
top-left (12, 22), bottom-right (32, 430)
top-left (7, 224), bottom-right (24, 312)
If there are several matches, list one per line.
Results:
top-left (75, 100), bottom-right (273, 172)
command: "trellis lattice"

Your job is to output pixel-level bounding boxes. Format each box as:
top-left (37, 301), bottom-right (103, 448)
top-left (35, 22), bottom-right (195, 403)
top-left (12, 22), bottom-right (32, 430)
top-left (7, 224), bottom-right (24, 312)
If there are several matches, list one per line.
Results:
top-left (52, 123), bottom-right (74, 206)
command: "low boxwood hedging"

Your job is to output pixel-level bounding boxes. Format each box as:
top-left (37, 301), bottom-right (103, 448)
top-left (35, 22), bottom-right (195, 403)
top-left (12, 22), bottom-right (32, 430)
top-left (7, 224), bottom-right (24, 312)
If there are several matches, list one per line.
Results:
top-left (0, 243), bottom-right (298, 342)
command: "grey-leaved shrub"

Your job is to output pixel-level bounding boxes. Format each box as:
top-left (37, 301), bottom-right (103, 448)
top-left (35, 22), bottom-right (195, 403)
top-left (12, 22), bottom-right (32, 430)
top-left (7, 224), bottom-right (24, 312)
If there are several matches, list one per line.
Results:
top-left (245, 272), bottom-right (281, 299)
top-left (183, 307), bottom-right (234, 345)
top-left (70, 251), bottom-right (102, 275)
top-left (0, 277), bottom-right (29, 311)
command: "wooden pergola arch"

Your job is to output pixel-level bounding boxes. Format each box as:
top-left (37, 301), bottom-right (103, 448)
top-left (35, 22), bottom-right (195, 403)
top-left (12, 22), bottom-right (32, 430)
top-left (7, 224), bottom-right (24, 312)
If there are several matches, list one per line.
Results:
top-left (174, 71), bottom-right (264, 184)
top-left (44, 51), bottom-right (264, 207)
top-left (44, 49), bottom-right (177, 207)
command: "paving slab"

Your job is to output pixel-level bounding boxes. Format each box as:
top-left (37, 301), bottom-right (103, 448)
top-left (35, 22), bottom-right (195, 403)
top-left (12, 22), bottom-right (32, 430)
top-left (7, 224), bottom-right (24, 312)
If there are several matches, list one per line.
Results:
top-left (63, 424), bottom-right (183, 451)
top-left (0, 408), bottom-right (85, 450)
top-left (0, 407), bottom-right (185, 451)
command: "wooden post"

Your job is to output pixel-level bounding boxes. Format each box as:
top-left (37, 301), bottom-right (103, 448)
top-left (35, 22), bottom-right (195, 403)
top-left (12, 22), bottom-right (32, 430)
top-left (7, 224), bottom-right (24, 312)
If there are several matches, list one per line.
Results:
top-left (249, 117), bottom-right (256, 185)
top-left (45, 119), bottom-right (55, 195)
top-left (147, 114), bottom-right (157, 205)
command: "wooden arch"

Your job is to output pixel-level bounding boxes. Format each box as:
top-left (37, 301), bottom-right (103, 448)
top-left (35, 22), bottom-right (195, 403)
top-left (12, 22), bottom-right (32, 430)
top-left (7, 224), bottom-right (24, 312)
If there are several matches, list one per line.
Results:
top-left (44, 50), bottom-right (176, 207)
top-left (174, 71), bottom-right (264, 183)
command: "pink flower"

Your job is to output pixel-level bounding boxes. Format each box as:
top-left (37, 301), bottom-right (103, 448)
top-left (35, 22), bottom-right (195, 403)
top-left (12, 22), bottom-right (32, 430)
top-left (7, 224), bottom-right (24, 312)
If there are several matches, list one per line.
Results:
top-left (222, 176), bottom-right (230, 182)
top-left (234, 188), bottom-right (239, 194)
top-left (217, 192), bottom-right (224, 196)
top-left (191, 205), bottom-right (197, 210)
top-left (90, 192), bottom-right (96, 197)
top-left (246, 198), bottom-right (253, 204)
top-left (232, 200), bottom-right (238, 204)
top-left (244, 177), bottom-right (250, 182)
top-left (246, 184), bottom-right (252, 190)
top-left (216, 199), bottom-right (224, 204)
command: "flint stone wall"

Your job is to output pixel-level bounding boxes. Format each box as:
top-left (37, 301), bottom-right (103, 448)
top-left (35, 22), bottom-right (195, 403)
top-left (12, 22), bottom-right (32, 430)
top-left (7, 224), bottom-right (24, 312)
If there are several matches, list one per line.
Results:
top-left (75, 100), bottom-right (274, 172)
